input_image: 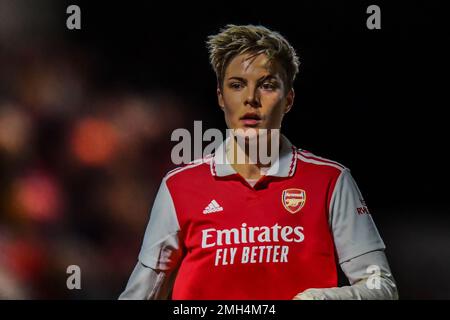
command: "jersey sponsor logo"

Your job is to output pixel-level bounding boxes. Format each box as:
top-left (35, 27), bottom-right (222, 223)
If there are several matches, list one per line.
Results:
top-left (281, 188), bottom-right (306, 214)
top-left (203, 199), bottom-right (223, 214)
top-left (201, 223), bottom-right (305, 248)
top-left (201, 223), bottom-right (305, 266)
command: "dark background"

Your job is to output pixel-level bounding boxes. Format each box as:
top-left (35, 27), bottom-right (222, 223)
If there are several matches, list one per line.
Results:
top-left (0, 0), bottom-right (448, 299)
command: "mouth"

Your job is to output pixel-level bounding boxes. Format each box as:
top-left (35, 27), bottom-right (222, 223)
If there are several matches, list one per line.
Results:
top-left (240, 113), bottom-right (262, 127)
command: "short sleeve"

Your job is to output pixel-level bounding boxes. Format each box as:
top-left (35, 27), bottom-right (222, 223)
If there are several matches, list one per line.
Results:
top-left (138, 178), bottom-right (183, 271)
top-left (329, 169), bottom-right (386, 263)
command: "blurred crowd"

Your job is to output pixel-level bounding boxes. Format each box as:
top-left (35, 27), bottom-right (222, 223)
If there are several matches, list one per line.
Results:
top-left (0, 2), bottom-right (194, 298)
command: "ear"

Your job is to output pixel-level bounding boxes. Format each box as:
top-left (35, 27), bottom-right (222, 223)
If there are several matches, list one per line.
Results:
top-left (284, 88), bottom-right (295, 114)
top-left (217, 86), bottom-right (225, 111)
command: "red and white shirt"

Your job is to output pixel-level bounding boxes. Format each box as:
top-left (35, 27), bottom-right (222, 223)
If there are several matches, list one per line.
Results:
top-left (138, 135), bottom-right (385, 300)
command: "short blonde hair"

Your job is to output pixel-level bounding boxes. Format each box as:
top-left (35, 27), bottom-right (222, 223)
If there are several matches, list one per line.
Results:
top-left (207, 24), bottom-right (300, 91)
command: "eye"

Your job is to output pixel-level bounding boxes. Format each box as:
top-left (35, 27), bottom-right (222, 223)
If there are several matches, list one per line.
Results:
top-left (260, 82), bottom-right (277, 91)
top-left (229, 82), bottom-right (243, 90)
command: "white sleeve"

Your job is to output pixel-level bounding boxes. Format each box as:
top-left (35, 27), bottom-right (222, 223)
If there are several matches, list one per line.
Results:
top-left (118, 262), bottom-right (175, 300)
top-left (138, 178), bottom-right (183, 271)
top-left (293, 250), bottom-right (399, 300)
top-left (329, 169), bottom-right (386, 263)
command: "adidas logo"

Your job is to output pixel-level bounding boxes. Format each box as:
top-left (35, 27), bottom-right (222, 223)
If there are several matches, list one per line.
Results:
top-left (203, 200), bottom-right (223, 214)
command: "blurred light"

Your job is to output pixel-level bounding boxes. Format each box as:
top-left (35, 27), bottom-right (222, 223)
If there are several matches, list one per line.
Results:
top-left (0, 105), bottom-right (32, 156)
top-left (71, 117), bottom-right (119, 166)
top-left (13, 171), bottom-right (62, 222)
top-left (112, 97), bottom-right (163, 143)
top-left (18, 60), bottom-right (85, 117)
top-left (100, 178), bottom-right (150, 233)
top-left (0, 264), bottom-right (29, 299)
top-left (0, 0), bottom-right (59, 47)
top-left (4, 239), bottom-right (46, 283)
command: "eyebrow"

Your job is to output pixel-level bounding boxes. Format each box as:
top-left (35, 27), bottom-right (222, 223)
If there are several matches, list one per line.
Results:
top-left (226, 75), bottom-right (278, 82)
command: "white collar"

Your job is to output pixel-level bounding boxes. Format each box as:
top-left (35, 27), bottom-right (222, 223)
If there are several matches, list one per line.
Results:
top-left (210, 134), bottom-right (298, 178)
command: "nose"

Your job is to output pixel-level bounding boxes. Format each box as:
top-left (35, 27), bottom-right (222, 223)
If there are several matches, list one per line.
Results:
top-left (244, 85), bottom-right (261, 108)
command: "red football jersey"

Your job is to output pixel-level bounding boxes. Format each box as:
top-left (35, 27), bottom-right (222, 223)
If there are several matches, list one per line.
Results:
top-left (138, 136), bottom-right (385, 299)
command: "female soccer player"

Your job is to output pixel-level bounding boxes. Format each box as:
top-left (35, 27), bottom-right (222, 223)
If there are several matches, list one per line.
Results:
top-left (119, 25), bottom-right (398, 300)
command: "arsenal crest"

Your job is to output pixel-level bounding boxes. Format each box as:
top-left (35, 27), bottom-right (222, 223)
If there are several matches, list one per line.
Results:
top-left (282, 188), bottom-right (306, 214)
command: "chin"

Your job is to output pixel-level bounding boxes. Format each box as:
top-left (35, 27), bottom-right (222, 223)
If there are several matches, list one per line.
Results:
top-left (232, 127), bottom-right (270, 139)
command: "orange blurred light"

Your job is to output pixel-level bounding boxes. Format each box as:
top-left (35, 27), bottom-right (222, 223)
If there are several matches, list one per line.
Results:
top-left (71, 117), bottom-right (118, 166)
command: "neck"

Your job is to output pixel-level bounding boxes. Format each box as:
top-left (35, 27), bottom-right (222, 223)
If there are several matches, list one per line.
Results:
top-left (227, 135), bottom-right (282, 180)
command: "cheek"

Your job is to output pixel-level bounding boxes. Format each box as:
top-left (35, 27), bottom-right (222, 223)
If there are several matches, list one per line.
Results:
top-left (220, 102), bottom-right (237, 128)
top-left (222, 92), bottom-right (242, 116)
top-left (225, 91), bottom-right (243, 106)
top-left (263, 94), bottom-right (285, 113)
top-left (263, 96), bottom-right (286, 124)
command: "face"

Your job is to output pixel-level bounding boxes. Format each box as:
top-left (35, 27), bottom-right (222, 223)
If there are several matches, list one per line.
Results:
top-left (217, 53), bottom-right (294, 132)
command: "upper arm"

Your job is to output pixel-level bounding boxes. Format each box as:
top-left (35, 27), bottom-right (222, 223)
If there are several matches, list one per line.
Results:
top-left (329, 169), bottom-right (385, 264)
top-left (138, 178), bottom-right (183, 271)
